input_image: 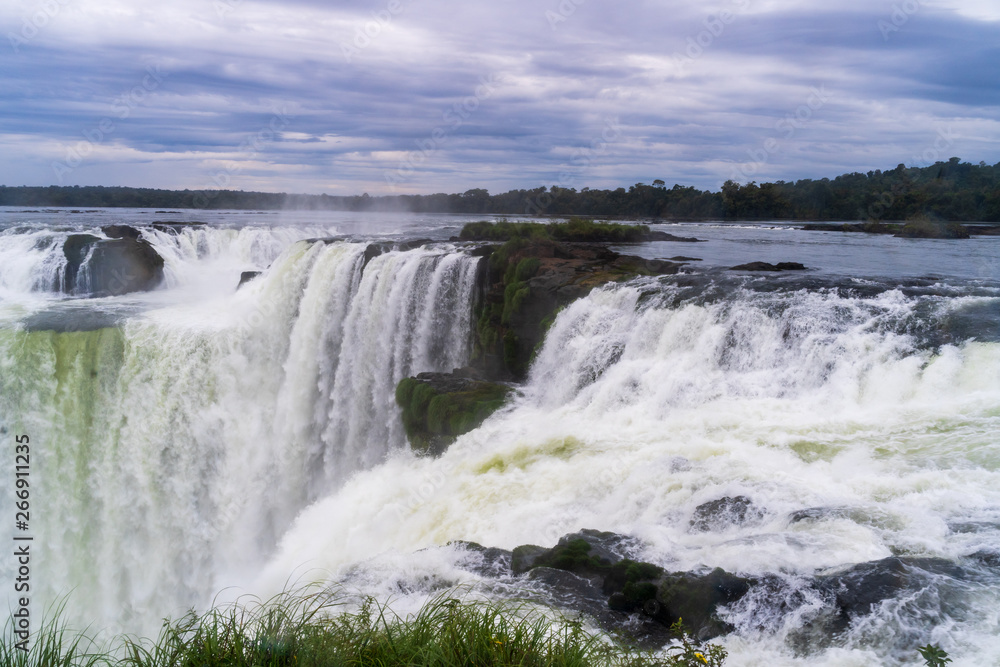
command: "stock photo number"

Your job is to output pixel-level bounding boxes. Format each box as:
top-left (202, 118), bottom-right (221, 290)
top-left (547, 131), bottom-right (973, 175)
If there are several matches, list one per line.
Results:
top-left (12, 433), bottom-right (31, 651)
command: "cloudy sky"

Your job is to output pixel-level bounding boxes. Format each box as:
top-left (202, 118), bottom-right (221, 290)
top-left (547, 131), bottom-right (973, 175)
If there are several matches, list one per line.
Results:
top-left (1, 0), bottom-right (998, 196)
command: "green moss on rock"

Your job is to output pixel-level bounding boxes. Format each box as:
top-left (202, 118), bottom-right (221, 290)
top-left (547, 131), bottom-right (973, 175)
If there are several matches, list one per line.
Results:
top-left (395, 372), bottom-right (512, 454)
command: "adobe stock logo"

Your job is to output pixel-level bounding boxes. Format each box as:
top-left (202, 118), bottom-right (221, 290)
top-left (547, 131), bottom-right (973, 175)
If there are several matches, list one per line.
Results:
top-left (8, 0), bottom-right (73, 53)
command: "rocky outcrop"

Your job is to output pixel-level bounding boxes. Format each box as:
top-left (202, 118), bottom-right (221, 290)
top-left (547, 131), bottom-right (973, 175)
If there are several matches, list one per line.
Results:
top-left (62, 234), bottom-right (101, 290)
top-left (395, 369), bottom-right (512, 455)
top-left (811, 557), bottom-right (967, 635)
top-left (450, 530), bottom-right (974, 651)
top-left (62, 234), bottom-right (165, 296)
top-left (473, 239), bottom-right (683, 380)
top-left (102, 224), bottom-right (142, 240)
top-left (730, 261), bottom-right (807, 271)
top-left (362, 239), bottom-right (434, 269)
top-left (237, 271), bottom-right (262, 288)
top-left (497, 530), bottom-right (750, 642)
top-left (689, 495), bottom-right (765, 532)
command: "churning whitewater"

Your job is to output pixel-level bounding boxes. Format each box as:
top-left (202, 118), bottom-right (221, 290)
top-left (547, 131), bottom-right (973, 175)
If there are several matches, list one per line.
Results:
top-left (1, 212), bottom-right (999, 665)
top-left (1, 222), bottom-right (480, 635)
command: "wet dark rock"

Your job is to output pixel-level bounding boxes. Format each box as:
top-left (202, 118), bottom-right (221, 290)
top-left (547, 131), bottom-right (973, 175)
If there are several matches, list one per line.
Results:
top-left (455, 529), bottom-right (980, 649)
top-left (812, 557), bottom-right (967, 634)
top-left (395, 370), bottom-right (512, 455)
top-left (510, 531), bottom-right (750, 641)
top-left (62, 235), bottom-right (164, 296)
top-left (102, 224), bottom-right (142, 240)
top-left (690, 496), bottom-right (764, 532)
top-left (237, 271), bottom-right (262, 289)
top-left (668, 256), bottom-right (702, 261)
top-left (450, 541), bottom-right (512, 578)
top-left (151, 221), bottom-right (207, 234)
top-left (964, 550), bottom-right (1000, 568)
top-left (788, 506), bottom-right (854, 524)
top-left (655, 568), bottom-right (752, 639)
top-left (511, 544), bottom-right (549, 575)
top-left (969, 225), bottom-right (1000, 236)
top-left (521, 530), bottom-right (628, 578)
top-left (474, 239), bottom-right (683, 380)
top-left (730, 261), bottom-right (807, 271)
top-left (62, 234), bottom-right (101, 290)
top-left (644, 230), bottom-right (704, 242)
top-left (362, 239), bottom-right (435, 269)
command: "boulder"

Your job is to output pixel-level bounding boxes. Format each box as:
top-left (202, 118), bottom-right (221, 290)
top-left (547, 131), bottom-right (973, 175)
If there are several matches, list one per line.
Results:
top-left (690, 496), bottom-right (764, 532)
top-left (654, 568), bottom-right (752, 639)
top-left (237, 271), bottom-right (262, 289)
top-left (62, 235), bottom-right (164, 296)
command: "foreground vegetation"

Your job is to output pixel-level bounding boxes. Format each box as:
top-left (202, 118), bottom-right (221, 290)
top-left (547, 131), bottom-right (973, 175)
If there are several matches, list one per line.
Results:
top-left (3, 158), bottom-right (998, 221)
top-left (0, 592), bottom-right (727, 667)
top-left (0, 591), bottom-right (957, 666)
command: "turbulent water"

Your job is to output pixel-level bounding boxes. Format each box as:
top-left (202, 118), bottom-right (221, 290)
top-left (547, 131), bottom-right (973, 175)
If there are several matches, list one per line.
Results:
top-left (1, 208), bottom-right (999, 665)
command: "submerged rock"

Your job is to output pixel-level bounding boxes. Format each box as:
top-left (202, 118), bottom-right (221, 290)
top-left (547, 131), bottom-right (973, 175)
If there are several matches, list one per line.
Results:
top-left (690, 496), bottom-right (764, 532)
top-left (812, 556), bottom-right (967, 634)
top-left (730, 261), bottom-right (807, 272)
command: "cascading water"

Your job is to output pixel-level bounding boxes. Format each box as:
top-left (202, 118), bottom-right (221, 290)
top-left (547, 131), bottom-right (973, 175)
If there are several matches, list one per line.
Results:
top-left (0, 231), bottom-right (481, 636)
top-left (2, 211), bottom-right (999, 665)
top-left (253, 277), bottom-right (1000, 665)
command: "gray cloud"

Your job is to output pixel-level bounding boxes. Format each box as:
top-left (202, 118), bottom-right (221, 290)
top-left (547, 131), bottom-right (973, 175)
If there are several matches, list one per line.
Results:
top-left (0, 0), bottom-right (997, 195)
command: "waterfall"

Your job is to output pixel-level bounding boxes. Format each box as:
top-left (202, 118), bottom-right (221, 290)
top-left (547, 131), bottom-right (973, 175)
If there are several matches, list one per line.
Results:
top-left (0, 239), bottom-right (481, 636)
top-left (253, 277), bottom-right (1000, 662)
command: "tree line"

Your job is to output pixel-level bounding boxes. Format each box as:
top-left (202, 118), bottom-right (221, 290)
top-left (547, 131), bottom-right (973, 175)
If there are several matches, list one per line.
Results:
top-left (2, 158), bottom-right (998, 221)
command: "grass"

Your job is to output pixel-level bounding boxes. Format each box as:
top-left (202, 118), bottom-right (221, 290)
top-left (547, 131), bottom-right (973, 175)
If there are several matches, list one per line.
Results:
top-left (0, 589), bottom-right (955, 666)
top-left (2, 590), bottom-right (687, 667)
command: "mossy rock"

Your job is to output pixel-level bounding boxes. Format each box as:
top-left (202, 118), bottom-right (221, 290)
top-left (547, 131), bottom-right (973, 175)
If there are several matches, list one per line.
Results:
top-left (654, 568), bottom-right (751, 639)
top-left (395, 371), bottom-right (512, 454)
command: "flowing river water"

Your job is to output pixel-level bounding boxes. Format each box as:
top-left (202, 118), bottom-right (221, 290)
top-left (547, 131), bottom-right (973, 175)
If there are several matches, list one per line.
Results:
top-left (1, 208), bottom-right (998, 665)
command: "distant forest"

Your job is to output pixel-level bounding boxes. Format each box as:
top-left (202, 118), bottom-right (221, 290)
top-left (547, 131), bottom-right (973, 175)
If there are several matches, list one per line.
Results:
top-left (2, 158), bottom-right (999, 222)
